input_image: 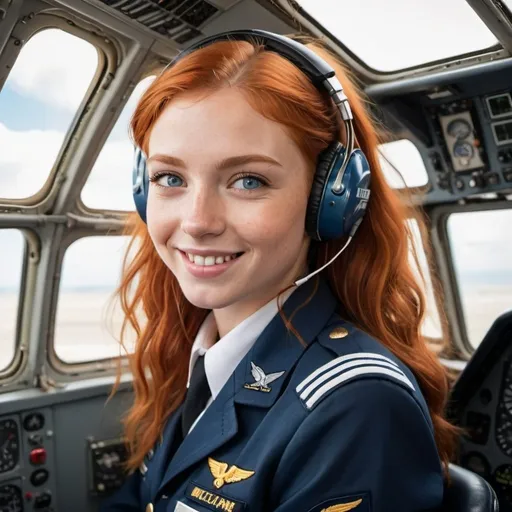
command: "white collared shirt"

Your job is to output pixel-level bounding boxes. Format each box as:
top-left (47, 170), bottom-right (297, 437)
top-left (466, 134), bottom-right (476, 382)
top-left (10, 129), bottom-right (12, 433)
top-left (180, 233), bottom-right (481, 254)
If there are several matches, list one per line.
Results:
top-left (185, 288), bottom-right (295, 434)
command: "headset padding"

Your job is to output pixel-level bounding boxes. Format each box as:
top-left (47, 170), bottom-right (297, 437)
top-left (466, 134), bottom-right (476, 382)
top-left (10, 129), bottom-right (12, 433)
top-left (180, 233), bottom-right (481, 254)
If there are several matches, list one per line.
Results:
top-left (305, 142), bottom-right (340, 238)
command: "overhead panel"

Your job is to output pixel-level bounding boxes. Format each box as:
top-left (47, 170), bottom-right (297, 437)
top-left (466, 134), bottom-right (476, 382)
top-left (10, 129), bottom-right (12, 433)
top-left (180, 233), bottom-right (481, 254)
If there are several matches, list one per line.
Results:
top-left (96, 0), bottom-right (240, 44)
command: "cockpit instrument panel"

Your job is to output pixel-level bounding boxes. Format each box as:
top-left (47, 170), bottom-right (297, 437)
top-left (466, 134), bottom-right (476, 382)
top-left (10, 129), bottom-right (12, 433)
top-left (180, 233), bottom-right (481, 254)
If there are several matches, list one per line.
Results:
top-left (0, 483), bottom-right (23, 512)
top-left (439, 110), bottom-right (484, 172)
top-left (0, 420), bottom-right (19, 474)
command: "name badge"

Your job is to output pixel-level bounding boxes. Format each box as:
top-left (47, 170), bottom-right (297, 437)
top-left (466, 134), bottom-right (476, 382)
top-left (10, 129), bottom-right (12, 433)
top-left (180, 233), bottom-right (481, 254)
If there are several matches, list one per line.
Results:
top-left (175, 501), bottom-right (199, 512)
top-left (186, 482), bottom-right (246, 512)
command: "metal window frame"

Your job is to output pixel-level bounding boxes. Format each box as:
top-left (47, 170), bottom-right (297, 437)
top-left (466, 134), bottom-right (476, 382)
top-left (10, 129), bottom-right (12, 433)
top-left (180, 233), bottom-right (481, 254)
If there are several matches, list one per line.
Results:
top-left (430, 199), bottom-right (512, 359)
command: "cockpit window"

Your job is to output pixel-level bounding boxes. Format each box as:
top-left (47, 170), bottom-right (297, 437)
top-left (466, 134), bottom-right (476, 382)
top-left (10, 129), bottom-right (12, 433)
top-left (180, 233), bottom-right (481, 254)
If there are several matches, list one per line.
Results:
top-left (81, 76), bottom-right (155, 212)
top-left (408, 219), bottom-right (442, 339)
top-left (379, 139), bottom-right (429, 188)
top-left (0, 230), bottom-right (24, 371)
top-left (0, 29), bottom-right (98, 199)
top-left (296, 0), bottom-right (498, 72)
top-left (53, 236), bottom-right (135, 364)
top-left (448, 209), bottom-right (512, 349)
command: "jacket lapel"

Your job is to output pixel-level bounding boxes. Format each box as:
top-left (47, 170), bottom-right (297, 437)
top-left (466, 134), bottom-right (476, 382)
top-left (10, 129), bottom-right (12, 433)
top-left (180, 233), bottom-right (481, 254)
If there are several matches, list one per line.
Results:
top-left (233, 277), bottom-right (337, 409)
top-left (155, 379), bottom-right (238, 498)
top-left (147, 403), bottom-right (184, 499)
top-left (155, 277), bottom-right (337, 498)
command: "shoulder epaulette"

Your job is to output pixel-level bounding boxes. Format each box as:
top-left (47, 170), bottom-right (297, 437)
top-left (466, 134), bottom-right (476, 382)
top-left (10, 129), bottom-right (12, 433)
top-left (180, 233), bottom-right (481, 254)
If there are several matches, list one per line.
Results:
top-left (296, 352), bottom-right (415, 410)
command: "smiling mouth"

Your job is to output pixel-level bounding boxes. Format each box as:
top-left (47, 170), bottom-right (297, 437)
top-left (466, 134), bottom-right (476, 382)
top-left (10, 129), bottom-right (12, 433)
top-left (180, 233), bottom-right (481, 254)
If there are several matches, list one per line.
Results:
top-left (180, 251), bottom-right (244, 267)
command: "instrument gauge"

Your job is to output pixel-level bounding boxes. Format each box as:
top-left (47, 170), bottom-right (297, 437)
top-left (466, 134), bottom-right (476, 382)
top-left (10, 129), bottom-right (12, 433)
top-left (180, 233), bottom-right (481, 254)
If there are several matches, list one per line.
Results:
top-left (494, 464), bottom-right (512, 506)
top-left (461, 451), bottom-right (490, 479)
top-left (453, 141), bottom-right (475, 159)
top-left (496, 412), bottom-right (512, 456)
top-left (0, 420), bottom-right (19, 473)
top-left (0, 484), bottom-right (23, 512)
top-left (447, 118), bottom-right (472, 139)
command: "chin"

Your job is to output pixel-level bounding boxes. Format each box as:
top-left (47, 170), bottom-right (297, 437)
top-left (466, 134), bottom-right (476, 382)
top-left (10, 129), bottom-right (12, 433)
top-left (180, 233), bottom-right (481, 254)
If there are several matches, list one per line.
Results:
top-left (179, 282), bottom-right (237, 310)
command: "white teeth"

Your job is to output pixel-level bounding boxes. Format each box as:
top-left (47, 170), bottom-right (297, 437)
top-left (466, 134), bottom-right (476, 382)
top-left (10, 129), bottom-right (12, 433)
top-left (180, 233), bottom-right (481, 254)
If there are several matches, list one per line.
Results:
top-left (186, 252), bottom-right (240, 266)
top-left (193, 255), bottom-right (205, 265)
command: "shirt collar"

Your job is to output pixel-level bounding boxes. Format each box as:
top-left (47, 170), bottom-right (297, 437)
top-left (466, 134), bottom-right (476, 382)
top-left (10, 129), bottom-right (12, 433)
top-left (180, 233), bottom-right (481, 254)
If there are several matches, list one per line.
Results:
top-left (187, 288), bottom-right (296, 399)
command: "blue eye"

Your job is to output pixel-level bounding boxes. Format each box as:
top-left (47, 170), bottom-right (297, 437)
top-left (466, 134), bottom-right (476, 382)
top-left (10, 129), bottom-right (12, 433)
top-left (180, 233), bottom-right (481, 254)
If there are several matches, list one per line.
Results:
top-left (152, 174), bottom-right (184, 187)
top-left (232, 176), bottom-right (264, 190)
top-left (165, 175), bottom-right (183, 187)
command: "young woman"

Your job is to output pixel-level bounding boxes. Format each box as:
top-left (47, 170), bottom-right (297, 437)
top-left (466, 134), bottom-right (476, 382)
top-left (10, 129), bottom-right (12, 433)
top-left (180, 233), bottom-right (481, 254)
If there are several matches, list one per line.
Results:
top-left (101, 30), bottom-right (457, 512)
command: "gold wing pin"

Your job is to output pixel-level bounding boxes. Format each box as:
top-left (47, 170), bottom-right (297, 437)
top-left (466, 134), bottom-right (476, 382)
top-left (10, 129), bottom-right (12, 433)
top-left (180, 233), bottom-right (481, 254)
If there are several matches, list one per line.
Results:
top-left (321, 498), bottom-right (363, 512)
top-left (208, 457), bottom-right (255, 489)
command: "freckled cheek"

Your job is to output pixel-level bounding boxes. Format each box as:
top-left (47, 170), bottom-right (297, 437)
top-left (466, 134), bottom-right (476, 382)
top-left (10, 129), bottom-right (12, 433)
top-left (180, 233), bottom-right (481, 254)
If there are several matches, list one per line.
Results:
top-left (233, 200), bottom-right (307, 248)
top-left (146, 203), bottom-right (180, 247)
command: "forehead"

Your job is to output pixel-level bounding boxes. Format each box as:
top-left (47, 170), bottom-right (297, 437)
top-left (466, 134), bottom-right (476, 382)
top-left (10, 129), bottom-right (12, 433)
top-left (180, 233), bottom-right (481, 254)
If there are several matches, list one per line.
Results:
top-left (147, 87), bottom-right (300, 164)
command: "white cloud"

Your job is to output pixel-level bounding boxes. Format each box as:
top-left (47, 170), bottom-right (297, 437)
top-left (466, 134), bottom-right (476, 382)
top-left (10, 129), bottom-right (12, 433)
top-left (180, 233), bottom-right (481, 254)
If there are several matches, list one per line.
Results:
top-left (0, 122), bottom-right (64, 198)
top-left (81, 138), bottom-right (135, 210)
top-left (7, 28), bottom-right (98, 111)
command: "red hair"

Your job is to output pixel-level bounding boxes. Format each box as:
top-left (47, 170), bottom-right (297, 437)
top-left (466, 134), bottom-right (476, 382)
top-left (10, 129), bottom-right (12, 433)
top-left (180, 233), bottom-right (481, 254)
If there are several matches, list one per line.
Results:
top-left (115, 37), bottom-right (458, 472)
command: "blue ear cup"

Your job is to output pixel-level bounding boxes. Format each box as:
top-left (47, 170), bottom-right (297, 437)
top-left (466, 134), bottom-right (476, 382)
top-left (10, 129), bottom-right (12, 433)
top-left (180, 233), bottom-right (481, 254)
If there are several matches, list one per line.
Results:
top-left (132, 146), bottom-right (149, 223)
top-left (306, 142), bottom-right (371, 242)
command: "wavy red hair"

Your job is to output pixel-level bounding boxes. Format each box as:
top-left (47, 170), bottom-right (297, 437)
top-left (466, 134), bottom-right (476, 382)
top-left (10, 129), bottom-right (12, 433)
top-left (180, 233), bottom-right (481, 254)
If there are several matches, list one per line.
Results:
top-left (114, 37), bottom-right (458, 472)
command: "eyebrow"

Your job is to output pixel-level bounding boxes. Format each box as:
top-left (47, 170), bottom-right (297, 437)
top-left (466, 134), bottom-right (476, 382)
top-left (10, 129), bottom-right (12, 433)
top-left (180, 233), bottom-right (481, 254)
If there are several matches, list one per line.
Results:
top-left (146, 153), bottom-right (282, 170)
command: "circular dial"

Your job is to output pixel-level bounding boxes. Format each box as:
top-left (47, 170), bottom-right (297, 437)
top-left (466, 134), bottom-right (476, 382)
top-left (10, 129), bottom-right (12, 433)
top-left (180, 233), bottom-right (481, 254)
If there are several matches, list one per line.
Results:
top-left (0, 484), bottom-right (23, 512)
top-left (496, 413), bottom-right (512, 456)
top-left (494, 464), bottom-right (512, 505)
top-left (0, 420), bottom-right (19, 473)
top-left (453, 141), bottom-right (474, 159)
top-left (461, 452), bottom-right (490, 479)
top-left (501, 360), bottom-right (512, 414)
top-left (447, 119), bottom-right (472, 139)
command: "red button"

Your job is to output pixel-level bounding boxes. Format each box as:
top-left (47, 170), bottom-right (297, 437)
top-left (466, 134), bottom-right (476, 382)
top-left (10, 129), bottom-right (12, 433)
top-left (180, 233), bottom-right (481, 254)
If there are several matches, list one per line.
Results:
top-left (29, 448), bottom-right (46, 465)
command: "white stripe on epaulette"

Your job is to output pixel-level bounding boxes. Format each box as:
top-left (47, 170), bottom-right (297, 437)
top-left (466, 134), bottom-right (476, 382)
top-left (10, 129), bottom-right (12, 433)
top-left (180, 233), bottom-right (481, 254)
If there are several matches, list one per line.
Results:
top-left (298, 358), bottom-right (403, 402)
top-left (296, 352), bottom-right (399, 394)
top-left (302, 365), bottom-right (415, 410)
top-left (139, 460), bottom-right (148, 476)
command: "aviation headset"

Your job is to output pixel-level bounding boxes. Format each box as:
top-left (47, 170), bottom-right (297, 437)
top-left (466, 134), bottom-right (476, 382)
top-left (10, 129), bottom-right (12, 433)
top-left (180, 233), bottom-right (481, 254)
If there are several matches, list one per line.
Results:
top-left (132, 29), bottom-right (371, 242)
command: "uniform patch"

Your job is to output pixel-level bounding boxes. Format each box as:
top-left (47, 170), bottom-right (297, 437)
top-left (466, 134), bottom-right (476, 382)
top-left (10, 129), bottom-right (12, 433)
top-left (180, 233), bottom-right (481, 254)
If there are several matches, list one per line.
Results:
top-left (208, 457), bottom-right (255, 488)
top-left (244, 362), bottom-right (285, 392)
top-left (185, 482), bottom-right (246, 512)
top-left (307, 494), bottom-right (370, 512)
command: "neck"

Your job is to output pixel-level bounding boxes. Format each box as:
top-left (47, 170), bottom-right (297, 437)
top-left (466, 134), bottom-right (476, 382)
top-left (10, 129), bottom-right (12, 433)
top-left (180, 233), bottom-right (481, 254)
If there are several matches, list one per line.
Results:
top-left (213, 288), bottom-right (288, 339)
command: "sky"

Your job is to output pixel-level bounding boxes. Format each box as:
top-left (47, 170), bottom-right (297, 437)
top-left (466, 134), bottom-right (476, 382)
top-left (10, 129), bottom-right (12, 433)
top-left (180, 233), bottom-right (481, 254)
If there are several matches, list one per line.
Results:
top-left (0, 16), bottom-right (512, 351)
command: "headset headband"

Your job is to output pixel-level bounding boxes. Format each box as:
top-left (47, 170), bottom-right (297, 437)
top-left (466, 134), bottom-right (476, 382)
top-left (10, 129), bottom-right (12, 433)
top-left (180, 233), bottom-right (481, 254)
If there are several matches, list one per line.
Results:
top-left (160, 29), bottom-right (355, 194)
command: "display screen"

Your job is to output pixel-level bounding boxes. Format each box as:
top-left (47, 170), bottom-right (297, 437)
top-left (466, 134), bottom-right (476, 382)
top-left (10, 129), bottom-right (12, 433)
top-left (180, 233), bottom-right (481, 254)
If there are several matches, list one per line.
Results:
top-left (493, 121), bottom-right (512, 144)
top-left (488, 94), bottom-right (512, 118)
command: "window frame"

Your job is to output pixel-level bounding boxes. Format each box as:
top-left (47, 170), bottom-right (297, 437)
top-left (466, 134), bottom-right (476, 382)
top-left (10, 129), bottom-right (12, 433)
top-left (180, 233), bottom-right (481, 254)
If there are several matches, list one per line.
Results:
top-left (0, 14), bottom-right (115, 209)
top-left (0, 227), bottom-right (39, 383)
top-left (431, 200), bottom-right (512, 358)
top-left (406, 216), bottom-right (446, 344)
top-left (75, 58), bottom-right (163, 218)
top-left (377, 136), bottom-right (433, 192)
top-left (273, 0), bottom-right (505, 81)
top-left (47, 231), bottom-right (131, 378)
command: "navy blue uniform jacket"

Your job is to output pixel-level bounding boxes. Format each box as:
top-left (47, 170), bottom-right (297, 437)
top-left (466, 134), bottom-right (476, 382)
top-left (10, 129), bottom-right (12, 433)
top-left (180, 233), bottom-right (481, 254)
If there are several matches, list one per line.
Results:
top-left (100, 278), bottom-right (444, 512)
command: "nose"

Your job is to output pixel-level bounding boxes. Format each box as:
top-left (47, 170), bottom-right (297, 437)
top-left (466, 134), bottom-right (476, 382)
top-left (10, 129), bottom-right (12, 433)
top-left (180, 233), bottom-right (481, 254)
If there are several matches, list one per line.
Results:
top-left (181, 187), bottom-right (226, 239)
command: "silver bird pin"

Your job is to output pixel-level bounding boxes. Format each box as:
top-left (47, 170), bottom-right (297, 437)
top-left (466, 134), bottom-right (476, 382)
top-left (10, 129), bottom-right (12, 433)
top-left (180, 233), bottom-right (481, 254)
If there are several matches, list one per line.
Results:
top-left (244, 362), bottom-right (285, 393)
